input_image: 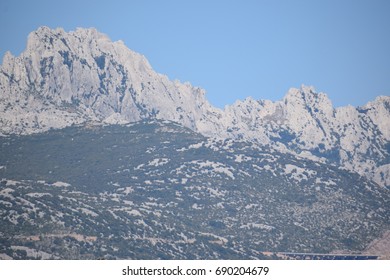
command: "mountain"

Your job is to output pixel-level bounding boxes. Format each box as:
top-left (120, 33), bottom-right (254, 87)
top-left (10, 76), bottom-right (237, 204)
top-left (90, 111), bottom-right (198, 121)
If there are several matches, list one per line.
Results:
top-left (0, 26), bottom-right (389, 188)
top-left (224, 87), bottom-right (390, 188)
top-left (0, 27), bottom-right (389, 259)
top-left (0, 26), bottom-right (224, 136)
top-left (1, 27), bottom-right (389, 189)
top-left (0, 121), bottom-right (388, 259)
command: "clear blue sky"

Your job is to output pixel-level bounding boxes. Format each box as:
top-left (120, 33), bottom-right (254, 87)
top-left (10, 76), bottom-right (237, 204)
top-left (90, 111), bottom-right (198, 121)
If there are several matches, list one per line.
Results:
top-left (1, 0), bottom-right (389, 108)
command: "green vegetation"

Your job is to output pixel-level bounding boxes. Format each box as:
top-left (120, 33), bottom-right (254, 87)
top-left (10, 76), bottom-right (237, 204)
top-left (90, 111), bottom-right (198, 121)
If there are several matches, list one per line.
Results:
top-left (0, 120), bottom-right (388, 259)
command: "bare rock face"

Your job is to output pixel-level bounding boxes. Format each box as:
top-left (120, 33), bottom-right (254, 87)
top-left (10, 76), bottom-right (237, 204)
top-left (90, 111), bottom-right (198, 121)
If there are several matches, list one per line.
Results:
top-left (0, 26), bottom-right (224, 136)
top-left (224, 85), bottom-right (389, 187)
top-left (0, 27), bottom-right (389, 187)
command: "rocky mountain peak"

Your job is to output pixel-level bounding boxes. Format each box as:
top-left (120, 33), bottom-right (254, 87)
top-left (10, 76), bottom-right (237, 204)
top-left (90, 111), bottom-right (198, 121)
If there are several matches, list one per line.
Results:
top-left (362, 96), bottom-right (390, 140)
top-left (283, 85), bottom-right (334, 116)
top-left (0, 27), bottom-right (221, 136)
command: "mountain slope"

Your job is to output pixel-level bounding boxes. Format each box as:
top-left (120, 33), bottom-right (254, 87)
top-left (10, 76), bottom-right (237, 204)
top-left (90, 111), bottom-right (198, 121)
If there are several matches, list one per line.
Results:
top-left (0, 121), bottom-right (388, 259)
top-left (0, 26), bottom-right (389, 188)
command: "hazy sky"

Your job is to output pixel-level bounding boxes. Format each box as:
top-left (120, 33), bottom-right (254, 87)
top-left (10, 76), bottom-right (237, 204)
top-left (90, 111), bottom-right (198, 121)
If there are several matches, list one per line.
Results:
top-left (0, 0), bottom-right (389, 108)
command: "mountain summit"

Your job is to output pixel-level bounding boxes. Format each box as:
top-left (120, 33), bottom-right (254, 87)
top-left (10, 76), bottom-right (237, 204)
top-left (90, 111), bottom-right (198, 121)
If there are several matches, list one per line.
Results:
top-left (0, 26), bottom-right (223, 135)
top-left (0, 27), bottom-right (389, 187)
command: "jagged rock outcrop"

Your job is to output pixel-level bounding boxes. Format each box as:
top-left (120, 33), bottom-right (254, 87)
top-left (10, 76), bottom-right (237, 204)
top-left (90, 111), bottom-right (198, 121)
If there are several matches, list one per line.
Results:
top-left (0, 26), bottom-right (224, 136)
top-left (224, 86), bottom-right (390, 187)
top-left (0, 26), bottom-right (389, 187)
